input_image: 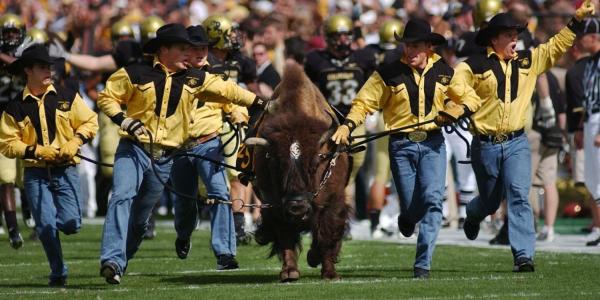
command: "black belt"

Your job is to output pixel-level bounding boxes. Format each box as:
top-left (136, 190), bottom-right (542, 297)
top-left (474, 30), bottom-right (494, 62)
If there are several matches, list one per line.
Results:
top-left (477, 128), bottom-right (524, 144)
top-left (390, 129), bottom-right (442, 142)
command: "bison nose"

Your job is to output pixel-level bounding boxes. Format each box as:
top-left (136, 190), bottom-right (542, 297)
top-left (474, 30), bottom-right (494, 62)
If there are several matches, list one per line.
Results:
top-left (283, 194), bottom-right (311, 217)
top-left (288, 200), bottom-right (309, 216)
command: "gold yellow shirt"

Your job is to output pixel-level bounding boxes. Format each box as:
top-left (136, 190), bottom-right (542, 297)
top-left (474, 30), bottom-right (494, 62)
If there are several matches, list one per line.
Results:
top-left (448, 24), bottom-right (578, 135)
top-left (0, 84), bottom-right (98, 168)
top-left (98, 58), bottom-right (257, 148)
top-left (345, 53), bottom-right (453, 132)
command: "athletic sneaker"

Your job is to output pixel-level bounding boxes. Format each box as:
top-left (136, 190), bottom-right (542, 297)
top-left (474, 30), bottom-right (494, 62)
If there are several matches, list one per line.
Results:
top-left (216, 255), bottom-right (239, 270)
top-left (463, 218), bottom-right (480, 240)
top-left (100, 261), bottom-right (122, 284)
top-left (413, 267), bottom-right (430, 279)
top-left (25, 218), bottom-right (35, 229)
top-left (584, 227), bottom-right (600, 242)
top-left (175, 238), bottom-right (191, 259)
top-left (372, 226), bottom-right (394, 239)
top-left (157, 206), bottom-right (168, 216)
top-left (536, 227), bottom-right (555, 242)
top-left (48, 277), bottom-right (66, 287)
top-left (513, 257), bottom-right (535, 272)
top-left (8, 229), bottom-right (23, 249)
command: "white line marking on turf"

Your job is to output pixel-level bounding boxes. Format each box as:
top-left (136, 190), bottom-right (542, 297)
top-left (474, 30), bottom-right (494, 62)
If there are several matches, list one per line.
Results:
top-left (0, 283), bottom-right (598, 297)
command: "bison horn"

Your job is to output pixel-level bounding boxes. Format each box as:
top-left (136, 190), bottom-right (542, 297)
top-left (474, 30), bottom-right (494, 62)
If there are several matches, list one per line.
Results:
top-left (318, 109), bottom-right (339, 145)
top-left (266, 98), bottom-right (280, 114)
top-left (245, 137), bottom-right (270, 147)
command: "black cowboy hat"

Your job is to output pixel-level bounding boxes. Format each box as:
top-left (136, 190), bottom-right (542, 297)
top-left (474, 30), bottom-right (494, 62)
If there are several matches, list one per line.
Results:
top-left (143, 23), bottom-right (199, 53)
top-left (475, 13), bottom-right (527, 46)
top-left (186, 25), bottom-right (213, 46)
top-left (394, 18), bottom-right (446, 45)
top-left (7, 44), bottom-right (55, 75)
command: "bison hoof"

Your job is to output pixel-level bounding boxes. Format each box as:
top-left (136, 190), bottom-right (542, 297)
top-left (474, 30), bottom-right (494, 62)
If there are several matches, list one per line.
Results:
top-left (279, 269), bottom-right (300, 283)
top-left (307, 249), bottom-right (321, 268)
top-left (321, 272), bottom-right (340, 281)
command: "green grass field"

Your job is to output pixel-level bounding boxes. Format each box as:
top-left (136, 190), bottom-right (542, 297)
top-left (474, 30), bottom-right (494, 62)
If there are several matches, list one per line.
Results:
top-left (1, 224), bottom-right (599, 299)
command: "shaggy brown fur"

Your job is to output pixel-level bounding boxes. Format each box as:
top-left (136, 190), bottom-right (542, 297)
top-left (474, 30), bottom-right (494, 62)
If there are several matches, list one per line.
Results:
top-left (252, 63), bottom-right (350, 281)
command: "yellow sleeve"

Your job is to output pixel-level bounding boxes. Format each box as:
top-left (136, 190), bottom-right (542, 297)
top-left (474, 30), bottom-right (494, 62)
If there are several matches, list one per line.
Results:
top-left (0, 112), bottom-right (29, 158)
top-left (448, 62), bottom-right (482, 113)
top-left (345, 71), bottom-right (389, 127)
top-left (71, 93), bottom-right (99, 142)
top-left (531, 25), bottom-right (576, 76)
top-left (199, 73), bottom-right (257, 106)
top-left (97, 68), bottom-right (134, 120)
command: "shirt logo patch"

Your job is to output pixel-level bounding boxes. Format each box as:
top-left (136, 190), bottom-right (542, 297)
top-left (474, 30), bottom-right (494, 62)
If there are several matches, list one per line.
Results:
top-left (519, 57), bottom-right (530, 68)
top-left (438, 75), bottom-right (451, 85)
top-left (57, 100), bottom-right (70, 111)
top-left (186, 77), bottom-right (200, 88)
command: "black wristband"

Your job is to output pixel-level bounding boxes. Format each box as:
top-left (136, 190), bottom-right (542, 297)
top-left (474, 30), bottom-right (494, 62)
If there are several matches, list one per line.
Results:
top-left (567, 17), bottom-right (585, 34)
top-left (24, 145), bottom-right (36, 159)
top-left (110, 112), bottom-right (126, 126)
top-left (343, 119), bottom-right (357, 133)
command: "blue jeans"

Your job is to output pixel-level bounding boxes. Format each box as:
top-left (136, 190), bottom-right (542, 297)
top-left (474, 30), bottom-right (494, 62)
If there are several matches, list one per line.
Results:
top-left (468, 134), bottom-right (535, 260)
top-left (388, 133), bottom-right (446, 270)
top-left (171, 138), bottom-right (236, 257)
top-left (100, 139), bottom-right (173, 274)
top-left (24, 165), bottom-right (82, 280)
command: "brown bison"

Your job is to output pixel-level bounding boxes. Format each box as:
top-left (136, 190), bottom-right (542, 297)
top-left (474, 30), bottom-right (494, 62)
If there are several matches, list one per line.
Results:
top-left (245, 63), bottom-right (350, 282)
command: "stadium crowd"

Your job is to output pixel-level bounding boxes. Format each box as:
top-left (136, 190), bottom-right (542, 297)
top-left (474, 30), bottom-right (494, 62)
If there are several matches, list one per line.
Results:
top-left (1, 0), bottom-right (600, 285)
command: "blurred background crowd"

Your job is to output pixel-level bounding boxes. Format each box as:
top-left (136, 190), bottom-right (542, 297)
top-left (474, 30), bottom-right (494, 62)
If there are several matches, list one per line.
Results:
top-left (0, 0), bottom-right (599, 246)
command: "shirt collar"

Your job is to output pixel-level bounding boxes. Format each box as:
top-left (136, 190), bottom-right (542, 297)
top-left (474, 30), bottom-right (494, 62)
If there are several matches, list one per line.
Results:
top-left (152, 56), bottom-right (184, 75)
top-left (402, 53), bottom-right (442, 74)
top-left (22, 84), bottom-right (56, 101)
top-left (153, 57), bottom-right (169, 73)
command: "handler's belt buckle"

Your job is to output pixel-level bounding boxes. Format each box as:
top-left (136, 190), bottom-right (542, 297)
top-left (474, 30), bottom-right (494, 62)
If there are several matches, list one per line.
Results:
top-left (141, 144), bottom-right (166, 160)
top-left (408, 131), bottom-right (427, 143)
top-left (493, 133), bottom-right (508, 144)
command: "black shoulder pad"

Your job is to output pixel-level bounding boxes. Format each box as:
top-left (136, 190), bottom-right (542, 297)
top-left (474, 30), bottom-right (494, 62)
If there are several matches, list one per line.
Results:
top-left (464, 54), bottom-right (489, 74)
top-left (516, 50), bottom-right (532, 69)
top-left (376, 60), bottom-right (412, 86)
top-left (4, 97), bottom-right (24, 121)
top-left (123, 61), bottom-right (153, 85)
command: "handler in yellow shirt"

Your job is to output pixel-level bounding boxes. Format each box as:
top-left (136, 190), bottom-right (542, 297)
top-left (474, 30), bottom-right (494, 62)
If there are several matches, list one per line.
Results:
top-left (332, 19), bottom-right (453, 279)
top-left (0, 44), bottom-right (98, 286)
top-left (436, 3), bottom-right (595, 272)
